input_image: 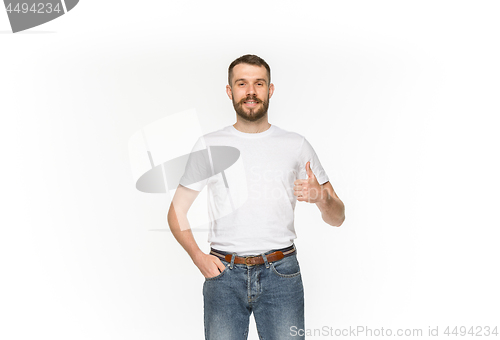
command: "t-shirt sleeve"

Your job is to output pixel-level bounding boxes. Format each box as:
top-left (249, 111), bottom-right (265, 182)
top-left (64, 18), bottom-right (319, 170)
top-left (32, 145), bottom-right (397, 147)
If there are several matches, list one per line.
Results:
top-left (297, 137), bottom-right (330, 185)
top-left (178, 136), bottom-right (211, 192)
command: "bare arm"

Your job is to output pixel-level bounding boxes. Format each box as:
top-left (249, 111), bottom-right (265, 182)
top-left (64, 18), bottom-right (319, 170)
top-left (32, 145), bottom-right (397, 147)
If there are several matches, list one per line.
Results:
top-left (294, 161), bottom-right (345, 227)
top-left (167, 185), bottom-right (226, 278)
top-left (315, 181), bottom-right (345, 227)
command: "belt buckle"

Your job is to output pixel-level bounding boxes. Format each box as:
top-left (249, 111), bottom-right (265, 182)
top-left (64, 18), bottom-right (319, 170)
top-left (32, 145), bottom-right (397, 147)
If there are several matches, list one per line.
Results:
top-left (244, 255), bottom-right (257, 266)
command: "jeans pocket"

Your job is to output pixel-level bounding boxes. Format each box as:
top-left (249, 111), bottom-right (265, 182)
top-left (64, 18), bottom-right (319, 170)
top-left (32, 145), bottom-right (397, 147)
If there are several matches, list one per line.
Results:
top-left (270, 255), bottom-right (301, 278)
top-left (205, 263), bottom-right (229, 281)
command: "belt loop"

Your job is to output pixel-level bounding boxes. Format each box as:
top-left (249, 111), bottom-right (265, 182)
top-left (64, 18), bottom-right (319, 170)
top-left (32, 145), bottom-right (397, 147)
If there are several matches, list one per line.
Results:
top-left (230, 253), bottom-right (236, 269)
top-left (262, 253), bottom-right (269, 268)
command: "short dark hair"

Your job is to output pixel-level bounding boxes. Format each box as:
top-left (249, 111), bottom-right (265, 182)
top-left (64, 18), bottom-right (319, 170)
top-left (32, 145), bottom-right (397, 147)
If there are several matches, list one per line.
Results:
top-left (228, 54), bottom-right (271, 86)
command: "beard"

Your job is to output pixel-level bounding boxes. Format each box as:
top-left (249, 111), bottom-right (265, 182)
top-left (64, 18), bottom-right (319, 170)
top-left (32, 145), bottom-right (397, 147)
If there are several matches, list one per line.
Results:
top-left (232, 94), bottom-right (270, 122)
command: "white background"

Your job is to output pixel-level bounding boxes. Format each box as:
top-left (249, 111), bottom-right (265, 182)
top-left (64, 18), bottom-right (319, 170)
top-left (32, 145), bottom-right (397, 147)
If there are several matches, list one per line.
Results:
top-left (1, 1), bottom-right (499, 339)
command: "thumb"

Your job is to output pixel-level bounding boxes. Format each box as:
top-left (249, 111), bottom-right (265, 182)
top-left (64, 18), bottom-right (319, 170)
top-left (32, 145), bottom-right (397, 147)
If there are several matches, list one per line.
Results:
top-left (306, 161), bottom-right (315, 179)
top-left (215, 258), bottom-right (226, 272)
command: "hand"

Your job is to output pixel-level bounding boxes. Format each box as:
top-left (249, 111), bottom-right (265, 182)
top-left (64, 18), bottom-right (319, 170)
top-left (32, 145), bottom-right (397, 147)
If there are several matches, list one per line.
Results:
top-left (193, 253), bottom-right (226, 278)
top-left (294, 161), bottom-right (328, 204)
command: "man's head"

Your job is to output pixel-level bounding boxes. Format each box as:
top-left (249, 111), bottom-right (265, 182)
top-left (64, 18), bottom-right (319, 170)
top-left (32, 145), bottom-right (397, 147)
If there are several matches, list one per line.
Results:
top-left (228, 54), bottom-right (271, 86)
top-left (226, 54), bottom-right (274, 123)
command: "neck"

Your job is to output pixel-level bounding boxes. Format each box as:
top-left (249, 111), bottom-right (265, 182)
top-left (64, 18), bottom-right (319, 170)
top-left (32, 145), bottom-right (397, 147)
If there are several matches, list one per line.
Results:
top-left (233, 120), bottom-right (271, 133)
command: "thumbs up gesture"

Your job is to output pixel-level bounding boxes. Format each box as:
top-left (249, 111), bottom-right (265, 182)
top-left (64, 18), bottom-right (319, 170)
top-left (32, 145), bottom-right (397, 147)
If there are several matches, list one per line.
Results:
top-left (294, 161), bottom-right (326, 204)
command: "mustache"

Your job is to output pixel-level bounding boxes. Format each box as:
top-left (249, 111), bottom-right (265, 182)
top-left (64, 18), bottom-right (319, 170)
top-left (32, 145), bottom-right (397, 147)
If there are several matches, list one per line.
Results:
top-left (240, 96), bottom-right (261, 103)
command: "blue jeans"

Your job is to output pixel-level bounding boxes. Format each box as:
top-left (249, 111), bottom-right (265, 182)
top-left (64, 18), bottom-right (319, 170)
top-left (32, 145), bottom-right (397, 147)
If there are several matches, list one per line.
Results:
top-left (203, 248), bottom-right (305, 340)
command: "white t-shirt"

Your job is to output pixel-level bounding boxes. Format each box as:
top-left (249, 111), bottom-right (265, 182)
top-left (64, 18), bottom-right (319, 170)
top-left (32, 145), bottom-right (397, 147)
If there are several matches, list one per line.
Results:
top-left (178, 124), bottom-right (329, 255)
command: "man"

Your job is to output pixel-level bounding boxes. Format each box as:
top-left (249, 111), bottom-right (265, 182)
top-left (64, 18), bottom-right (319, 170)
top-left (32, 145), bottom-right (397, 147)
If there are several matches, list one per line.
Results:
top-left (167, 54), bottom-right (345, 340)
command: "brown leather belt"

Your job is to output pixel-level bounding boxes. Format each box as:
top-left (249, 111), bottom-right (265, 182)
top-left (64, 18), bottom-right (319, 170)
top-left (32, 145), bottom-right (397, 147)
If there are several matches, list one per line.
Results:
top-left (210, 245), bottom-right (296, 266)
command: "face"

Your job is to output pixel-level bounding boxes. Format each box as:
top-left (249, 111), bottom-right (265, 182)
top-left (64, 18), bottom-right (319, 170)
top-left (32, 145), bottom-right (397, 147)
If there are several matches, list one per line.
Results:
top-left (226, 63), bottom-right (274, 122)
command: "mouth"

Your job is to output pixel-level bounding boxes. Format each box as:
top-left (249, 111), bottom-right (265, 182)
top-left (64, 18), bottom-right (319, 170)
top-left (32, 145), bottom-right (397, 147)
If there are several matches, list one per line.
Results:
top-left (243, 99), bottom-right (259, 107)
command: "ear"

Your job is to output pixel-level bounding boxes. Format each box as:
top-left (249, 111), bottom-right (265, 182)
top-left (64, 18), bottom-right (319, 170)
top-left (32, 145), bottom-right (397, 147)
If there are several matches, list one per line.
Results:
top-left (226, 85), bottom-right (233, 100)
top-left (268, 83), bottom-right (275, 99)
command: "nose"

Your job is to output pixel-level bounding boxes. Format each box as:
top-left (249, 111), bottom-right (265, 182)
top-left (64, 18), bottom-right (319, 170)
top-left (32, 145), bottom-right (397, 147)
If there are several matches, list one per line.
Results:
top-left (246, 84), bottom-right (256, 97)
